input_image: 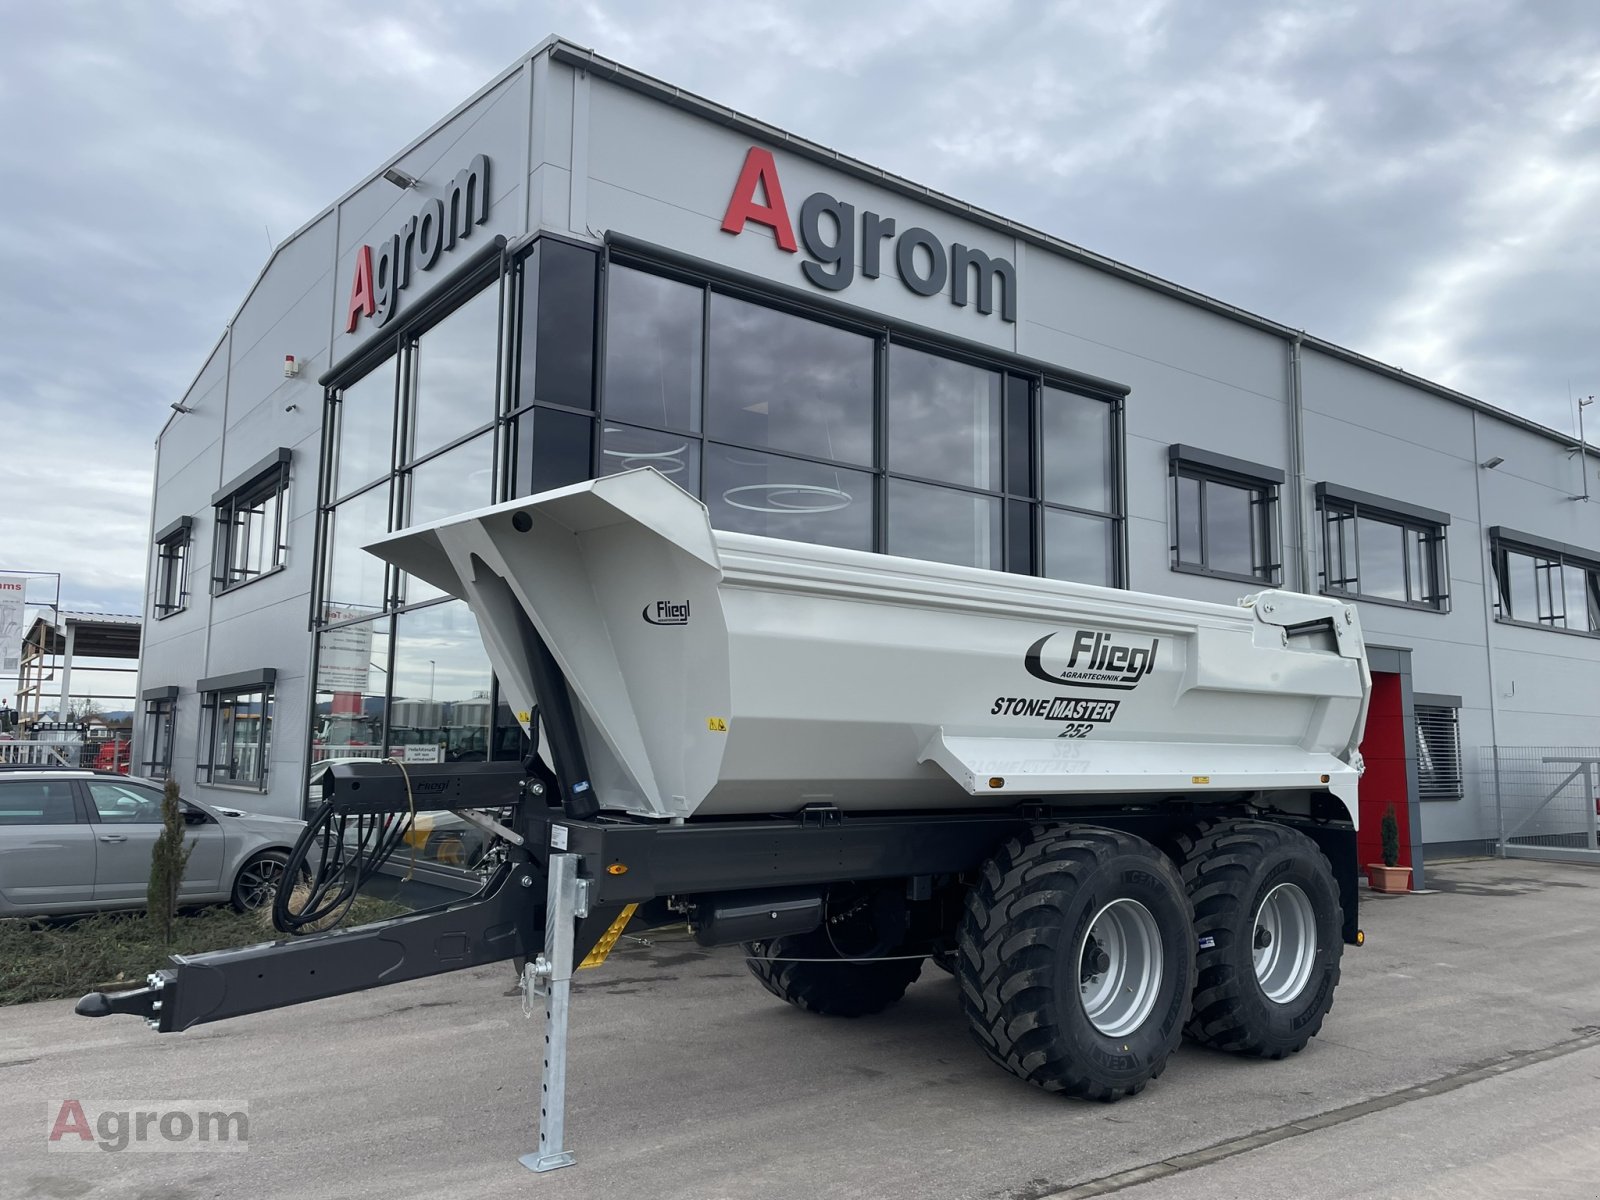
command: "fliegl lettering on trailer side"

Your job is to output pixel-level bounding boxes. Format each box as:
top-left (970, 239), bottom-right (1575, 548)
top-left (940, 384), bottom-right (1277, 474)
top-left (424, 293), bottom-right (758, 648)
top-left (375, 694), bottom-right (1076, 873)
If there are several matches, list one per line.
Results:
top-left (642, 600), bottom-right (690, 626)
top-left (1024, 630), bottom-right (1159, 692)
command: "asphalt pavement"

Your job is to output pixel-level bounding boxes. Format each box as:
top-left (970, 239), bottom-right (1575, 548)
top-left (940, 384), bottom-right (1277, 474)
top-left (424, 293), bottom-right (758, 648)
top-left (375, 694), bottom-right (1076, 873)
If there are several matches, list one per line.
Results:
top-left (4, 856), bottom-right (1599, 1200)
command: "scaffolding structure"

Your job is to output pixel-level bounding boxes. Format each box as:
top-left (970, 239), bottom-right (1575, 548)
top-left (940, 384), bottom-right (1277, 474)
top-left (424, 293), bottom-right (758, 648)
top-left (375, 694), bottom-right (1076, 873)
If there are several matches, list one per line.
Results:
top-left (15, 610), bottom-right (141, 725)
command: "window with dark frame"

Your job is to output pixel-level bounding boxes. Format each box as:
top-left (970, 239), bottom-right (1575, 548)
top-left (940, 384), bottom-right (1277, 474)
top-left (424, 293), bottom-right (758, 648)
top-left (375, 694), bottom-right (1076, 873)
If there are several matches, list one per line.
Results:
top-left (1415, 703), bottom-right (1463, 801)
top-left (311, 235), bottom-right (1128, 802)
top-left (595, 258), bottom-right (1124, 583)
top-left (314, 245), bottom-right (583, 790)
top-left (1317, 484), bottom-right (1450, 611)
top-left (1168, 446), bottom-right (1281, 585)
top-left (212, 454), bottom-right (290, 594)
top-left (141, 692), bottom-right (177, 779)
top-left (198, 679), bottom-right (274, 790)
top-left (1490, 528), bottom-right (1600, 634)
top-left (152, 518), bottom-right (191, 617)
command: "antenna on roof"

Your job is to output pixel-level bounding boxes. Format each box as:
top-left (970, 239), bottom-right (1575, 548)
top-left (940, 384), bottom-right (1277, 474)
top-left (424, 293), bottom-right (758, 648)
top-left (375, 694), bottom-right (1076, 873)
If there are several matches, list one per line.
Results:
top-left (1572, 395), bottom-right (1593, 502)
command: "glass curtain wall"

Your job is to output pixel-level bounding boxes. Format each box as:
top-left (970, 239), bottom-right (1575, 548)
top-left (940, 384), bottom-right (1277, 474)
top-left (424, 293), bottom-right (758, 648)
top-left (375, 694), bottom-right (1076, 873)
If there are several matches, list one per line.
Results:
top-left (598, 259), bottom-right (1123, 579)
top-left (316, 238), bottom-right (1124, 804)
top-left (316, 240), bottom-right (605, 785)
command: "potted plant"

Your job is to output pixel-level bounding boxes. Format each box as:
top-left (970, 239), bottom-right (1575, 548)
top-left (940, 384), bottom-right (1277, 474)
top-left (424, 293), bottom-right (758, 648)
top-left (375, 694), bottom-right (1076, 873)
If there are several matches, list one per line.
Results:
top-left (1366, 804), bottom-right (1411, 893)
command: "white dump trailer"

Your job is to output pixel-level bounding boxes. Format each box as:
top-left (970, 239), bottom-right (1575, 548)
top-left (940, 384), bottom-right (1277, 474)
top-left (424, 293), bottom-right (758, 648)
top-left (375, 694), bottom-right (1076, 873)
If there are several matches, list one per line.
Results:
top-left (376, 467), bottom-right (1369, 822)
top-left (81, 469), bottom-right (1370, 1173)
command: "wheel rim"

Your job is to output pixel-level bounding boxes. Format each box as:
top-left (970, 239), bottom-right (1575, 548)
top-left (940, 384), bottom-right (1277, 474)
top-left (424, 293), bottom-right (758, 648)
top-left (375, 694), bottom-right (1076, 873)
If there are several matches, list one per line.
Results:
top-left (1253, 882), bottom-right (1317, 1004)
top-left (1078, 898), bottom-right (1163, 1038)
top-left (237, 858), bottom-right (285, 910)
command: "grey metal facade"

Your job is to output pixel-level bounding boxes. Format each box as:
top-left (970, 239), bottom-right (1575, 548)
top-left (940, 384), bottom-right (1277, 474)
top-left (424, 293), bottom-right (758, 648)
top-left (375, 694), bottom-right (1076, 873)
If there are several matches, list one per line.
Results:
top-left (139, 37), bottom-right (1600, 854)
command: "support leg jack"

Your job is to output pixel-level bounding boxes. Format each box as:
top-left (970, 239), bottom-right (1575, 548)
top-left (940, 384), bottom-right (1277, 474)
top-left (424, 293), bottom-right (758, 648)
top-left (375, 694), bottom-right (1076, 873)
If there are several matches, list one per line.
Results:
top-left (520, 852), bottom-right (587, 1173)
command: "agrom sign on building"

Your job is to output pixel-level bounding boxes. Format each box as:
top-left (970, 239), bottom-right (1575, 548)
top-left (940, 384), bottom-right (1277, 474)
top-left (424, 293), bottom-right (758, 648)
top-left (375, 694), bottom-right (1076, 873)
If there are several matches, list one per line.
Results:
top-left (346, 154), bottom-right (492, 331)
top-left (720, 146), bottom-right (1018, 323)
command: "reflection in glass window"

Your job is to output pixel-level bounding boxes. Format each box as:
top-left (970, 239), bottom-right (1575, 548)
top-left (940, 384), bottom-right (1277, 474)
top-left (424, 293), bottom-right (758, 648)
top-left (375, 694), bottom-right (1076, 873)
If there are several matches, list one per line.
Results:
top-left (887, 479), bottom-right (1001, 570)
top-left (1041, 386), bottom-right (1113, 512)
top-left (888, 347), bottom-right (1000, 490)
top-left (593, 265), bottom-right (1124, 583)
top-left (1044, 508), bottom-right (1116, 587)
top-left (214, 464), bottom-right (290, 591)
top-left (1204, 479), bottom-right (1259, 578)
top-left (202, 687), bottom-right (273, 788)
top-left (704, 443), bottom-right (872, 550)
top-left (1564, 564), bottom-right (1600, 633)
top-left (1355, 517), bottom-right (1407, 601)
top-left (0, 780), bottom-right (81, 825)
top-left (405, 433), bottom-right (494, 529)
top-left (1322, 496), bottom-right (1447, 610)
top-left (324, 484), bottom-right (391, 616)
top-left (600, 424), bottom-right (699, 488)
top-left (708, 294), bottom-right (874, 466)
top-left (1171, 460), bottom-right (1278, 583)
top-left (410, 285), bottom-right (500, 459)
top-left (514, 406), bottom-right (593, 495)
top-left (141, 697), bottom-right (176, 779)
top-left (336, 363), bottom-right (397, 497)
top-left (389, 602), bottom-right (493, 763)
top-left (313, 617), bottom-right (390, 763)
top-left (523, 240), bottom-right (596, 410)
top-left (153, 527), bottom-right (189, 617)
top-left (1494, 541), bottom-right (1600, 631)
top-left (604, 266), bottom-right (702, 432)
top-left (402, 433), bottom-right (493, 604)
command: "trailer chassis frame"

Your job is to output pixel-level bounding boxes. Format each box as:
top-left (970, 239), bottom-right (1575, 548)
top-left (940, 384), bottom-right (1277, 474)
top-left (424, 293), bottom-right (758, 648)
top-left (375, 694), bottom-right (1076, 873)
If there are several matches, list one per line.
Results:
top-left (77, 793), bottom-right (1358, 1177)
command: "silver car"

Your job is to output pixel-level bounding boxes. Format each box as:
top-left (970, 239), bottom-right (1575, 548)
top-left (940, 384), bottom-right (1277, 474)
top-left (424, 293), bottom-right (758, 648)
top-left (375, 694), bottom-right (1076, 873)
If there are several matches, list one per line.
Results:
top-left (0, 768), bottom-right (305, 917)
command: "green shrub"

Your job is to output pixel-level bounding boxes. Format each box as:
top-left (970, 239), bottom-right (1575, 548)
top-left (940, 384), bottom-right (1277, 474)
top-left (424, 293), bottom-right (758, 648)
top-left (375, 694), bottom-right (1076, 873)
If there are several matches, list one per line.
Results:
top-left (145, 777), bottom-right (194, 944)
top-left (1380, 804), bottom-right (1401, 868)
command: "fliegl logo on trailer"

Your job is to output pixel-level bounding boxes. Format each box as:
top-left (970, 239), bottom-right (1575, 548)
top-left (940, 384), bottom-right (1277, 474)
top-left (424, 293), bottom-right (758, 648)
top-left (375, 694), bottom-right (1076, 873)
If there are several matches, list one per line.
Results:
top-left (642, 600), bottom-right (690, 626)
top-left (1025, 630), bottom-right (1159, 691)
top-left (720, 146), bottom-right (1017, 323)
top-left (345, 154), bottom-right (492, 332)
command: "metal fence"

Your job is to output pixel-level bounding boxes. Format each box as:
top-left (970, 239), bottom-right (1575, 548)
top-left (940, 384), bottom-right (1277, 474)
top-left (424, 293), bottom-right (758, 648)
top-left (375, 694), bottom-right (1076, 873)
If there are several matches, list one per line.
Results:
top-left (1488, 746), bottom-right (1600, 863)
top-left (0, 740), bottom-right (76, 766)
top-left (0, 735), bottom-right (133, 771)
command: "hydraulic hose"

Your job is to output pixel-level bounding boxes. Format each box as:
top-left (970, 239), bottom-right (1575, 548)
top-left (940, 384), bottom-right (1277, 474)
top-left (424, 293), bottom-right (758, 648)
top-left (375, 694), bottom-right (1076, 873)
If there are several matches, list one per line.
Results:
top-left (272, 790), bottom-right (416, 935)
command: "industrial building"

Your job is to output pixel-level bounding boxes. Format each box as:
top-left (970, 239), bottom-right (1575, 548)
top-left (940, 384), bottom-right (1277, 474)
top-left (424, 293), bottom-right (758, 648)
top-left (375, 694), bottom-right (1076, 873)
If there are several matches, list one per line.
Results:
top-left (137, 36), bottom-right (1600, 877)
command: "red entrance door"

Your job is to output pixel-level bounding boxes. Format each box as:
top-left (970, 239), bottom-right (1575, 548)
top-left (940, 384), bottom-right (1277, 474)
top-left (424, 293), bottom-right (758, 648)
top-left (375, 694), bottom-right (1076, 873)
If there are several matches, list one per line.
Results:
top-left (1357, 671), bottom-right (1413, 875)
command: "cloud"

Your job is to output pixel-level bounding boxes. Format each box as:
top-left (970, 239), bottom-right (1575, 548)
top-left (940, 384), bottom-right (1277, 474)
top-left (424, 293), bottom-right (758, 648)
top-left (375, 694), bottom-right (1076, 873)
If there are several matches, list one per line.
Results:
top-left (1, 0), bottom-right (1595, 616)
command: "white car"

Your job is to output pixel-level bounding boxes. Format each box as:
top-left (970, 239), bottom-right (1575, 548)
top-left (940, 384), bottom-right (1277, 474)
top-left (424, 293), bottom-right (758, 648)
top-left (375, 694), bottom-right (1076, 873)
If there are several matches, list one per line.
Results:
top-left (0, 768), bottom-right (305, 917)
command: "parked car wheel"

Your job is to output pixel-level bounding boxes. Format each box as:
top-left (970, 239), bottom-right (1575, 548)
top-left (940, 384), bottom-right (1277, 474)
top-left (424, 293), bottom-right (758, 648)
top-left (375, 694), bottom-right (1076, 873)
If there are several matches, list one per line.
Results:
top-left (231, 850), bottom-right (292, 913)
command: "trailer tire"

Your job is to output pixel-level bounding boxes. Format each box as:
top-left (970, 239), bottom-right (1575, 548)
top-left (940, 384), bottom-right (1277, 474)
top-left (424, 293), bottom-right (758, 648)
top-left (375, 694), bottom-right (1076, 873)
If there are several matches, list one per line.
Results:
top-left (744, 928), bottom-right (924, 1017)
top-left (1177, 820), bottom-right (1342, 1058)
top-left (958, 826), bottom-right (1194, 1101)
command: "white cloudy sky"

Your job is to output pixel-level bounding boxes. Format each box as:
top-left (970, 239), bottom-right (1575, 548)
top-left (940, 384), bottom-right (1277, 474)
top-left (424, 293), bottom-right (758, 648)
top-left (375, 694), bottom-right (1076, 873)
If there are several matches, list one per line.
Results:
top-left (1, 0), bottom-right (1596, 617)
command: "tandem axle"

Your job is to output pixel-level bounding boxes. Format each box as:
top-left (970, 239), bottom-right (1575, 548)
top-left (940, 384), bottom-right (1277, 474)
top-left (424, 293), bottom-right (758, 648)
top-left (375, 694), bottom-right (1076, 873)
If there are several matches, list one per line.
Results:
top-left (78, 759), bottom-right (1360, 1171)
